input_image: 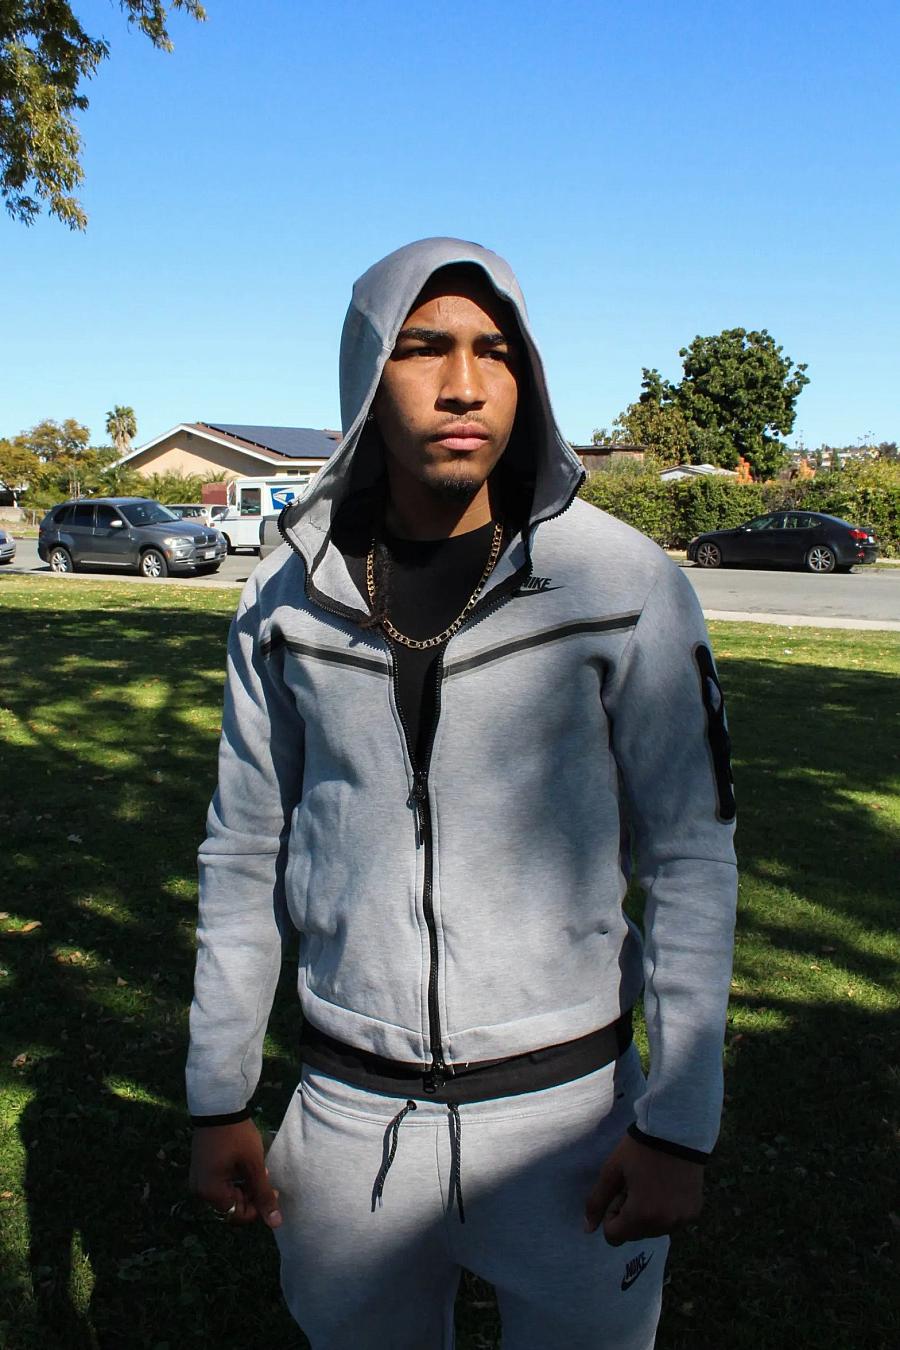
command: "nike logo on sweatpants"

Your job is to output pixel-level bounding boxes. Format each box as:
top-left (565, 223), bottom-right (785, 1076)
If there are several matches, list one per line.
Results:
top-left (621, 1251), bottom-right (653, 1291)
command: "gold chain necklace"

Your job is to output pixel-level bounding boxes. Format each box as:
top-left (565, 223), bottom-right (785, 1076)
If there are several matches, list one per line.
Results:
top-left (366, 520), bottom-right (504, 651)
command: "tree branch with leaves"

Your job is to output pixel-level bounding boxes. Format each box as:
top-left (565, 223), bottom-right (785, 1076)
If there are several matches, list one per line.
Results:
top-left (0, 0), bottom-right (206, 228)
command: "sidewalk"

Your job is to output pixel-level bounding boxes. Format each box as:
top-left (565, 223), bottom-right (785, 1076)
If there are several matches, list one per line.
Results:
top-left (703, 609), bottom-right (900, 632)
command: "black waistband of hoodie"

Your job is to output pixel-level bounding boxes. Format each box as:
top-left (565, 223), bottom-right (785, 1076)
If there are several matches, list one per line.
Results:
top-left (298, 1010), bottom-right (633, 1106)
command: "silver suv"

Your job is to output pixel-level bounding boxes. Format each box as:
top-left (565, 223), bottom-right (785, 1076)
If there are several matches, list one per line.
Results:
top-left (38, 497), bottom-right (227, 578)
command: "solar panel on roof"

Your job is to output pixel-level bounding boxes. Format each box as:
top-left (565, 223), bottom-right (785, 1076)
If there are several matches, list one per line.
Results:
top-left (202, 424), bottom-right (339, 458)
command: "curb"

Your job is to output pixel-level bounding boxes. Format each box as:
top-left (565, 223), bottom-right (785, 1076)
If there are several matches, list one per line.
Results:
top-left (703, 609), bottom-right (900, 632)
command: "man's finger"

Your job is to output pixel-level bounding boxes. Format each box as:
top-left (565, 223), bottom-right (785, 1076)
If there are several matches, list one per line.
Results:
top-left (243, 1156), bottom-right (283, 1229)
top-left (194, 1179), bottom-right (240, 1214)
top-left (584, 1158), bottom-right (624, 1233)
top-left (602, 1193), bottom-right (639, 1246)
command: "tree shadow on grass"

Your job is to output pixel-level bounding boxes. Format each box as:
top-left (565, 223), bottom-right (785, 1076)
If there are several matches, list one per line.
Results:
top-left (650, 650), bottom-right (899, 1350)
top-left (1, 595), bottom-right (897, 1349)
top-left (0, 597), bottom-right (303, 1347)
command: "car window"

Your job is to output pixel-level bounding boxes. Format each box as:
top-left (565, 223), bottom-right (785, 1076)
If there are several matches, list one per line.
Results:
top-left (801, 514), bottom-right (822, 529)
top-left (71, 503), bottom-right (95, 527)
top-left (746, 514), bottom-right (778, 531)
top-left (240, 488), bottom-right (261, 517)
top-left (95, 505), bottom-right (120, 527)
top-left (54, 504), bottom-right (75, 525)
top-left (119, 501), bottom-right (180, 526)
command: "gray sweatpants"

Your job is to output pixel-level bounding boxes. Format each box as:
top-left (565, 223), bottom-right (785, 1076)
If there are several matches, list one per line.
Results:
top-left (265, 1042), bottom-right (668, 1349)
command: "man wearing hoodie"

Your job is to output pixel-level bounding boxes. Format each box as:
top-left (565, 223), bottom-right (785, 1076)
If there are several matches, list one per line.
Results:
top-left (187, 239), bottom-right (738, 1349)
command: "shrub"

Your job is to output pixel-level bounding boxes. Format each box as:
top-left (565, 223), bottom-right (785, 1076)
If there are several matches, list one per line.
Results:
top-left (579, 472), bottom-right (677, 546)
top-left (578, 462), bottom-right (900, 555)
top-left (672, 477), bottom-right (764, 541)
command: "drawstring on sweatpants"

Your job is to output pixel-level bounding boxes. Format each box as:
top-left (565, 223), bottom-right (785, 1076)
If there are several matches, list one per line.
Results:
top-left (370, 1098), bottom-right (466, 1223)
top-left (447, 1102), bottom-right (465, 1223)
top-left (371, 1099), bottom-right (417, 1212)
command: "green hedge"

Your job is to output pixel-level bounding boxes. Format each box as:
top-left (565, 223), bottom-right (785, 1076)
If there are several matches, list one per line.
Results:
top-left (579, 467), bottom-right (900, 556)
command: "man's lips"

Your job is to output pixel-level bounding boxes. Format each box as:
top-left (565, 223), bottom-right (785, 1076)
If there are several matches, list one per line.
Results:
top-left (430, 425), bottom-right (491, 451)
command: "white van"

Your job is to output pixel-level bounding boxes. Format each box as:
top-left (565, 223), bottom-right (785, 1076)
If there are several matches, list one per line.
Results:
top-left (212, 476), bottom-right (314, 553)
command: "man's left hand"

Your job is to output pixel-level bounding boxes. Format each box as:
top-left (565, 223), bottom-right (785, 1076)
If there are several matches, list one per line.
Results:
top-left (584, 1133), bottom-right (704, 1245)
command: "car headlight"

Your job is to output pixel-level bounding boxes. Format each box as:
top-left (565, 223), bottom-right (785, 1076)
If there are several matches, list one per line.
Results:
top-left (163, 536), bottom-right (194, 551)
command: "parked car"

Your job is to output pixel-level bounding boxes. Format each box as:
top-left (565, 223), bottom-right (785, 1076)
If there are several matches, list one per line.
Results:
top-left (0, 527), bottom-right (16, 565)
top-left (38, 497), bottom-right (228, 578)
top-left (168, 503), bottom-right (210, 522)
top-left (687, 511), bottom-right (878, 573)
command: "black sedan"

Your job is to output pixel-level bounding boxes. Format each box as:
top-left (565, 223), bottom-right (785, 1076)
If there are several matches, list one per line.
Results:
top-left (687, 511), bottom-right (878, 573)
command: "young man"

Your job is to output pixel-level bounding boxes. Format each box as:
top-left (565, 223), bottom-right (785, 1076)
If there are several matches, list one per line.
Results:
top-left (187, 238), bottom-right (738, 1349)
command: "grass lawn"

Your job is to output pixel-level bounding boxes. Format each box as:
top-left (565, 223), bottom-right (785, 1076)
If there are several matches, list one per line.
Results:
top-left (0, 574), bottom-right (897, 1350)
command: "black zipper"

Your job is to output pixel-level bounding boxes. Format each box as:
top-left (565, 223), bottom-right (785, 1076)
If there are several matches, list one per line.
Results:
top-left (409, 648), bottom-right (449, 1092)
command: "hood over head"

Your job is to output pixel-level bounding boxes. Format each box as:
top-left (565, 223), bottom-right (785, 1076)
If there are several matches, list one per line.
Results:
top-left (287, 238), bottom-right (584, 544)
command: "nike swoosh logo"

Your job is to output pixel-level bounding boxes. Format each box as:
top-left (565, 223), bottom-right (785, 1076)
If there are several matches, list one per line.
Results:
top-left (621, 1252), bottom-right (653, 1291)
top-left (514, 585), bottom-right (563, 597)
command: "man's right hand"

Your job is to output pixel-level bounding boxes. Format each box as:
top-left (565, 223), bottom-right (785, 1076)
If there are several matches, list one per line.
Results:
top-left (189, 1119), bottom-right (283, 1228)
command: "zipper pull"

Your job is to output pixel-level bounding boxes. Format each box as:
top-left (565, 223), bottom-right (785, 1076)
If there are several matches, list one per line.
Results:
top-left (424, 1057), bottom-right (448, 1094)
top-left (406, 771), bottom-right (428, 842)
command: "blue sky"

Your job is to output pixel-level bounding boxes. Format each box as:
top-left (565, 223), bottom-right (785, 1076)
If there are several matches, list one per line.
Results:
top-left (2, 0), bottom-right (897, 451)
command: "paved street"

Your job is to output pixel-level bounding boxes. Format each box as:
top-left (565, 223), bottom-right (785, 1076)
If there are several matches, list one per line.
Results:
top-left (683, 561), bottom-right (900, 627)
top-left (3, 539), bottom-right (900, 628)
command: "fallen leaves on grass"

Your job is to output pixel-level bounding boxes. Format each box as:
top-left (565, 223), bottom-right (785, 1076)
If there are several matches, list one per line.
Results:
top-left (1, 919), bottom-right (42, 939)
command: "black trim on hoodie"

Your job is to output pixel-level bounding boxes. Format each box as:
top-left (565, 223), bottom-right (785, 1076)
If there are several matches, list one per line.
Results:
top-left (443, 614), bottom-right (641, 678)
top-left (627, 1122), bottom-right (711, 1164)
top-left (299, 1011), bottom-right (634, 1105)
top-left (262, 633), bottom-right (388, 675)
top-left (191, 1106), bottom-right (252, 1128)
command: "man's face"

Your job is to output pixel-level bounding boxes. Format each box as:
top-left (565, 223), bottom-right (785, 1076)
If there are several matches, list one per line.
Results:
top-left (372, 269), bottom-right (521, 502)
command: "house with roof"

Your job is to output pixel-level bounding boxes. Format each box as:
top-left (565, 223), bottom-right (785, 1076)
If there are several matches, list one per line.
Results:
top-left (118, 422), bottom-right (342, 480)
top-left (658, 463), bottom-right (738, 482)
top-left (570, 443), bottom-right (645, 474)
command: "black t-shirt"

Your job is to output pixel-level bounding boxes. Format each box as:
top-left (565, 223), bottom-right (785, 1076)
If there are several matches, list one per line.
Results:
top-left (345, 521), bottom-right (497, 765)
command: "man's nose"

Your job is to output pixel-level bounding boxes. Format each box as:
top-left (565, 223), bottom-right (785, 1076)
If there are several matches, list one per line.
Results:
top-left (438, 349), bottom-right (485, 408)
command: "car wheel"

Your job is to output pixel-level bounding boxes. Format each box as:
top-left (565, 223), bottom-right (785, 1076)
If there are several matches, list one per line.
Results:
top-left (805, 545), bottom-right (836, 574)
top-left (48, 546), bottom-right (75, 574)
top-left (140, 548), bottom-right (169, 579)
top-left (221, 533), bottom-right (234, 555)
top-left (695, 541), bottom-right (722, 568)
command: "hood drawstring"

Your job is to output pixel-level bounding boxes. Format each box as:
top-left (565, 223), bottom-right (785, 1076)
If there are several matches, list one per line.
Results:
top-left (370, 1099), bottom-right (466, 1223)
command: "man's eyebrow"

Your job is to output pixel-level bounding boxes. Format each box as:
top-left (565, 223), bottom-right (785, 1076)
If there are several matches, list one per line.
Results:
top-left (395, 327), bottom-right (516, 345)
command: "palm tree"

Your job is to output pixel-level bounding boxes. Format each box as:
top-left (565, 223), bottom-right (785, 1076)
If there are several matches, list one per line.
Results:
top-left (105, 405), bottom-right (137, 457)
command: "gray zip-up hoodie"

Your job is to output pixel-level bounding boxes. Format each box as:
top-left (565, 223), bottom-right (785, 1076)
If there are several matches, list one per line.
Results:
top-left (186, 238), bottom-right (738, 1156)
